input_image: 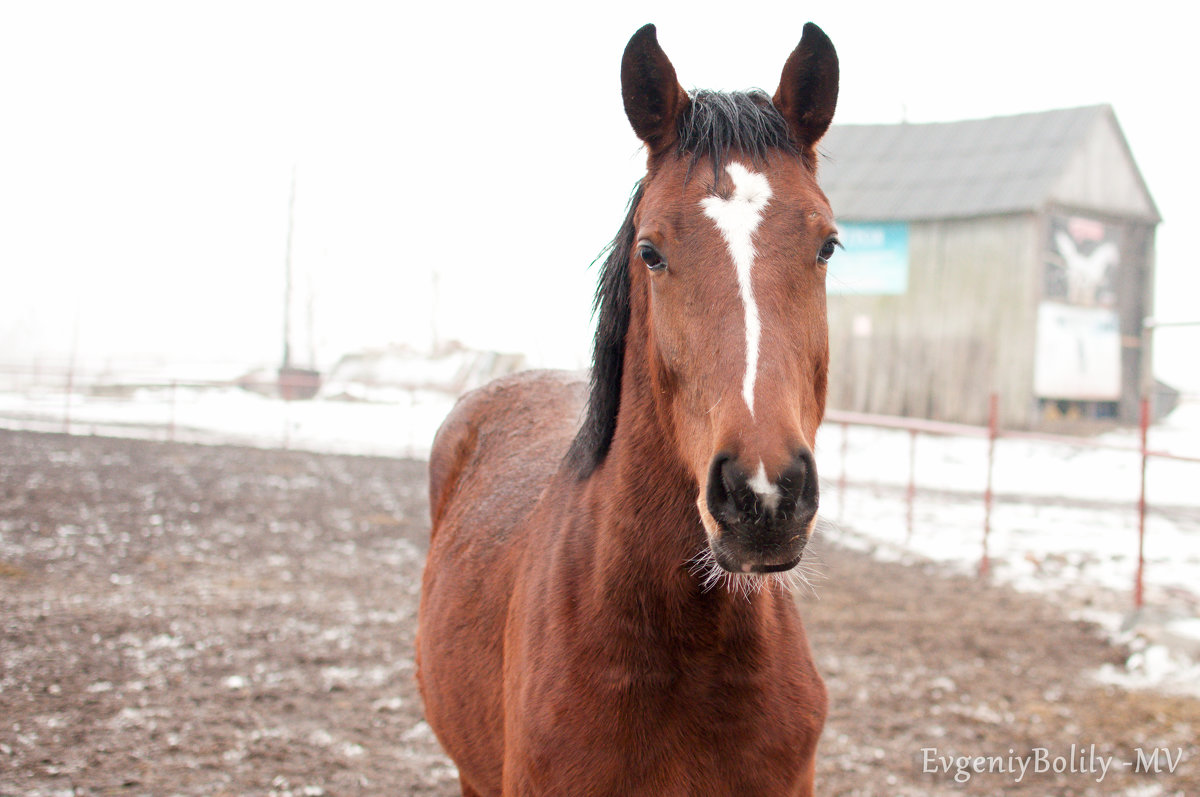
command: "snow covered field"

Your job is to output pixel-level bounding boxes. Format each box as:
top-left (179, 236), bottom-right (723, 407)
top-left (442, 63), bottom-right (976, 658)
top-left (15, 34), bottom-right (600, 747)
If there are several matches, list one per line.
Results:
top-left (0, 384), bottom-right (452, 459)
top-left (2, 382), bottom-right (1198, 694)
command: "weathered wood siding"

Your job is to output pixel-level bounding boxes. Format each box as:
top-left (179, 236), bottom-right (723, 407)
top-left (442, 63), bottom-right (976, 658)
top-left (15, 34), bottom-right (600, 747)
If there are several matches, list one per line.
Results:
top-left (1049, 111), bottom-right (1159, 224)
top-left (827, 214), bottom-right (1041, 427)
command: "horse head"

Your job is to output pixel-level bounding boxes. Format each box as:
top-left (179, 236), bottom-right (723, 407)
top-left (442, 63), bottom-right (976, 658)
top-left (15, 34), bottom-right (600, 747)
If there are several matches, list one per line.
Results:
top-left (617, 24), bottom-right (839, 579)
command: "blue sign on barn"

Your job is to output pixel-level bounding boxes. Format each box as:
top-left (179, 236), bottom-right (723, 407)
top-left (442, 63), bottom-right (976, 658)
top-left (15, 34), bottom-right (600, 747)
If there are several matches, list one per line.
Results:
top-left (827, 222), bottom-right (909, 295)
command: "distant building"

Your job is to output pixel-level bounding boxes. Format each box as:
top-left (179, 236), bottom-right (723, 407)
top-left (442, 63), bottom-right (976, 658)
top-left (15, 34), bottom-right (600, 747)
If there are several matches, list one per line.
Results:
top-left (820, 105), bottom-right (1160, 427)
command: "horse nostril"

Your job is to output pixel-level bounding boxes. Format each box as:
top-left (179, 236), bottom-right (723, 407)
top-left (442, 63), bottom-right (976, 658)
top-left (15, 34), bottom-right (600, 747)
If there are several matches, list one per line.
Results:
top-left (706, 453), bottom-right (731, 509)
top-left (778, 449), bottom-right (819, 510)
top-left (778, 456), bottom-right (806, 491)
top-left (707, 453), bottom-right (753, 518)
top-left (720, 457), bottom-right (741, 494)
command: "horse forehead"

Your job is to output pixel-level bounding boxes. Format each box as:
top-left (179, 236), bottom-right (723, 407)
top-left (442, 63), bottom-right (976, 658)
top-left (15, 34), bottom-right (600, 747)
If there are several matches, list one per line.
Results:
top-left (704, 165), bottom-right (832, 242)
top-left (642, 160), bottom-right (824, 232)
top-left (708, 161), bottom-right (773, 203)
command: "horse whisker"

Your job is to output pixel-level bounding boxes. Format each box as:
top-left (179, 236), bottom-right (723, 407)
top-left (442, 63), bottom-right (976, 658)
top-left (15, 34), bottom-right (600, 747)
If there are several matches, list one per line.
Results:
top-left (685, 543), bottom-right (821, 600)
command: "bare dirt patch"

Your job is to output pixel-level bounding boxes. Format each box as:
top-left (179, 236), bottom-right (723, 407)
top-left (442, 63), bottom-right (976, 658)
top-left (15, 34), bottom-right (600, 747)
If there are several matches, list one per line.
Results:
top-left (2, 429), bottom-right (1197, 795)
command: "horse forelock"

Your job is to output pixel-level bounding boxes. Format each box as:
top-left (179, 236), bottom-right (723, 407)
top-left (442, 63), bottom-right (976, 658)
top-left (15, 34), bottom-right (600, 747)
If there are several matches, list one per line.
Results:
top-left (568, 91), bottom-right (804, 480)
top-left (676, 90), bottom-right (801, 177)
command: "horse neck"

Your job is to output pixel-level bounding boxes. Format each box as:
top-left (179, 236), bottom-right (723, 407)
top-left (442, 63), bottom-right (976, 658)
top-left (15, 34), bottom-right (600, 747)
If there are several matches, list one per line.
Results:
top-left (578, 300), bottom-right (780, 635)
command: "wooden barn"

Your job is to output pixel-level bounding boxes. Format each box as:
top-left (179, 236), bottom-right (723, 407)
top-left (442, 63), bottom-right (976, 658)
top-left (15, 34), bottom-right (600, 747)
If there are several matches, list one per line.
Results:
top-left (819, 105), bottom-right (1160, 427)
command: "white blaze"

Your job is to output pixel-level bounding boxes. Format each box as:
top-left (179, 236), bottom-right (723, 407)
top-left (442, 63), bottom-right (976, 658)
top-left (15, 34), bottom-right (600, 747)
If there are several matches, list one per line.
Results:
top-left (747, 462), bottom-right (781, 513)
top-left (700, 162), bottom-right (773, 418)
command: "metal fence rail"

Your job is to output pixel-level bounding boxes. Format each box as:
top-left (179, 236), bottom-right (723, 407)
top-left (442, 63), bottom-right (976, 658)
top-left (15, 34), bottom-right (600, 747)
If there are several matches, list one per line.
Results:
top-left (826, 395), bottom-right (1200, 608)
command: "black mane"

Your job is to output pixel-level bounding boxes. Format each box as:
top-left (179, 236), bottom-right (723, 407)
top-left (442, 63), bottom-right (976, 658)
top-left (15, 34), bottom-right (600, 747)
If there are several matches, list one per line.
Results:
top-left (677, 89), bottom-right (799, 176)
top-left (566, 90), bottom-right (798, 477)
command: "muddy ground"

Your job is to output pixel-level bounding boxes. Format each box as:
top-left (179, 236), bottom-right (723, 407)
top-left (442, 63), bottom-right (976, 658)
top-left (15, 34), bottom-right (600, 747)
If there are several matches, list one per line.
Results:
top-left (1, 429), bottom-right (1197, 796)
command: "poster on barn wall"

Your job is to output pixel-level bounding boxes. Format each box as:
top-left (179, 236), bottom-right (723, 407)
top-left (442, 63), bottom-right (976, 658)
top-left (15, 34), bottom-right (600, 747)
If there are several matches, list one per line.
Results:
top-left (1033, 215), bottom-right (1121, 400)
top-left (827, 222), bottom-right (909, 295)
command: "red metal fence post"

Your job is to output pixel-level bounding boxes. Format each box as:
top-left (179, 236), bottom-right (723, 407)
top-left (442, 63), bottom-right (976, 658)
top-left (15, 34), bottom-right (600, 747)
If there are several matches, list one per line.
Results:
top-left (1136, 396), bottom-right (1150, 610)
top-left (980, 393), bottom-right (999, 577)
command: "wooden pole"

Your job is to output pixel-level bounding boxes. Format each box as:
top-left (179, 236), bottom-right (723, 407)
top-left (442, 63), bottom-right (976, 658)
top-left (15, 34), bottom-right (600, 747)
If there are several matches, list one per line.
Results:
top-left (282, 165), bottom-right (297, 371)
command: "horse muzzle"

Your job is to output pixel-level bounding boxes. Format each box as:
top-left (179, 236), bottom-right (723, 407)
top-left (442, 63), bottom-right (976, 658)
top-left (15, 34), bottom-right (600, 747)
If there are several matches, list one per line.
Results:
top-left (701, 449), bottom-right (819, 573)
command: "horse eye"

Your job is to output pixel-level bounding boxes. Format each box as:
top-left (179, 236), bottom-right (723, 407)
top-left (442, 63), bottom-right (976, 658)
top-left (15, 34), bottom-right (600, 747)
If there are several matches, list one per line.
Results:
top-left (817, 237), bottom-right (840, 265)
top-left (639, 244), bottom-right (667, 272)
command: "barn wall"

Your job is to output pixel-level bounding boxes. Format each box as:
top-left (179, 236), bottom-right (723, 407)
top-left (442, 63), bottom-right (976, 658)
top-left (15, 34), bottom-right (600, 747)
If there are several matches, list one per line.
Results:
top-left (1050, 111), bottom-right (1159, 223)
top-left (827, 213), bottom-right (1041, 427)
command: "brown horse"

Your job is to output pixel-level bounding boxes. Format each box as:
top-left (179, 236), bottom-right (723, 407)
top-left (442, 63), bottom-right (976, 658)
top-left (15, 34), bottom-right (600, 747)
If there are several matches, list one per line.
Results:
top-left (417, 22), bottom-right (839, 796)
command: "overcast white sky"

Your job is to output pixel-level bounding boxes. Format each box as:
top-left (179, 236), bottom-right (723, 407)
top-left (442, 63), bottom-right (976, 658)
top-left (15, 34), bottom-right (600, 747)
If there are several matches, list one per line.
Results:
top-left (1, 1), bottom-right (1197, 388)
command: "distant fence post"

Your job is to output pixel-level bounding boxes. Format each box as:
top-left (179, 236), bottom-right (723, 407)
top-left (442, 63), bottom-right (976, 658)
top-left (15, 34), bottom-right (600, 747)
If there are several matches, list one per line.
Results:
top-left (905, 429), bottom-right (917, 542)
top-left (282, 401), bottom-right (291, 450)
top-left (1136, 396), bottom-right (1150, 609)
top-left (980, 393), bottom-right (999, 577)
top-left (62, 357), bottom-right (75, 434)
top-left (168, 380), bottom-right (178, 442)
top-left (838, 421), bottom-right (849, 524)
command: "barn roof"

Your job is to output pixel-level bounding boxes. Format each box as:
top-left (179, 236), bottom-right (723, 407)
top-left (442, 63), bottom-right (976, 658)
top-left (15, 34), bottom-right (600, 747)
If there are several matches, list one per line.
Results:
top-left (818, 105), bottom-right (1160, 223)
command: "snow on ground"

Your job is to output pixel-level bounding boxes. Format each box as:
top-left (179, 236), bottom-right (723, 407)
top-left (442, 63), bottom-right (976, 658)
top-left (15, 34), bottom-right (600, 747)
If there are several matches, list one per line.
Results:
top-left (1, 382), bottom-right (1198, 694)
top-left (0, 385), bottom-right (453, 459)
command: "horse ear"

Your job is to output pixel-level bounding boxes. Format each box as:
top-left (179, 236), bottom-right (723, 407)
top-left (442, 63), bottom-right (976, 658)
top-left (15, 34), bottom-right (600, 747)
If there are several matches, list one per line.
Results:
top-left (773, 22), bottom-right (839, 162)
top-left (621, 24), bottom-right (689, 153)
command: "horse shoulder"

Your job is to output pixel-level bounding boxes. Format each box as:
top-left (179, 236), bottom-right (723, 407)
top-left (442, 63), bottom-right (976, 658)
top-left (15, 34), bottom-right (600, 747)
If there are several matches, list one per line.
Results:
top-left (428, 369), bottom-right (586, 535)
top-left (420, 369), bottom-right (587, 795)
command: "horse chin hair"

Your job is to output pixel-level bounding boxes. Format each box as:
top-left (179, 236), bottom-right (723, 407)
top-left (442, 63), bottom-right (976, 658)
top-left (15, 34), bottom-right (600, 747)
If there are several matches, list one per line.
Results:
top-left (685, 543), bottom-right (823, 601)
